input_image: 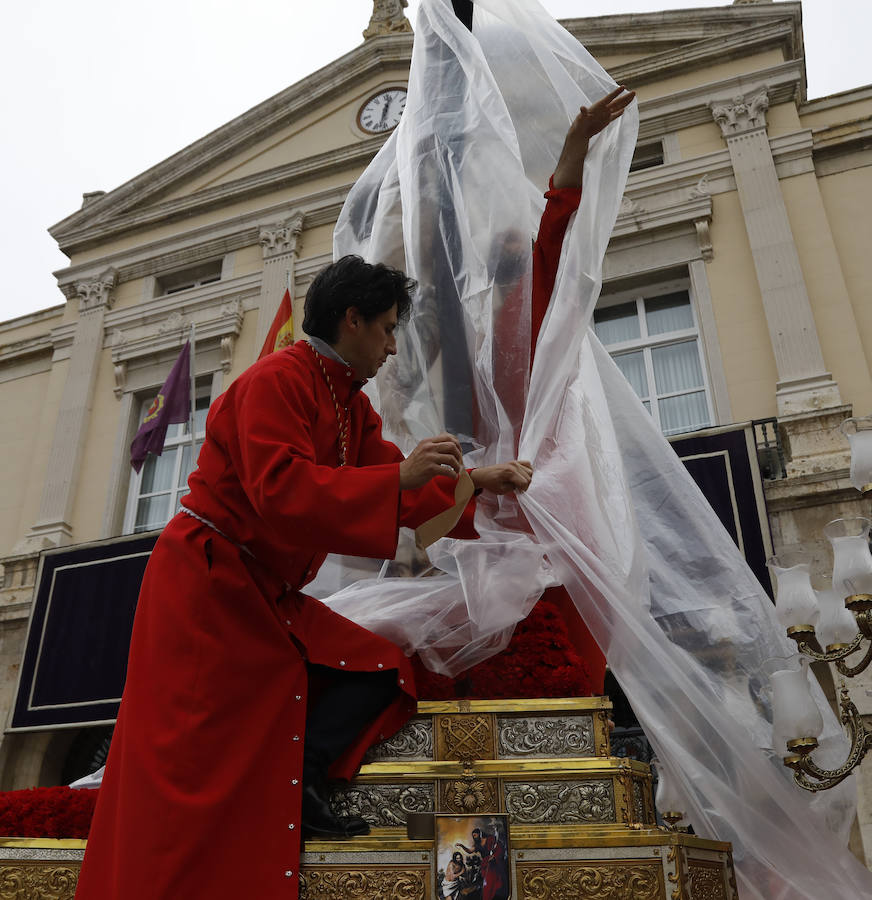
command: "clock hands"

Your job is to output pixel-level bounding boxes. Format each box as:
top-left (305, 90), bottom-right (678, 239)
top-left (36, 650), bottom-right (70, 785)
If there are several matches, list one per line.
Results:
top-left (378, 97), bottom-right (391, 128)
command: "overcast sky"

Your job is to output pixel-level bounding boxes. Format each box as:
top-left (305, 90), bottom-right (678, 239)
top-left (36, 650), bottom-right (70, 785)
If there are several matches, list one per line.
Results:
top-left (1, 0), bottom-right (867, 323)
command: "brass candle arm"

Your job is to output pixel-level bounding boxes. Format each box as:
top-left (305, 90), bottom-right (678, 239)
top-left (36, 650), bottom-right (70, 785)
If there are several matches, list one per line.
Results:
top-left (784, 687), bottom-right (872, 793)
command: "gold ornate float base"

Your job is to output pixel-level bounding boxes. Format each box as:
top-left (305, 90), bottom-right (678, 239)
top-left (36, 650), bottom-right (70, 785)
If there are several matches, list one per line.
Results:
top-left (0, 699), bottom-right (739, 899)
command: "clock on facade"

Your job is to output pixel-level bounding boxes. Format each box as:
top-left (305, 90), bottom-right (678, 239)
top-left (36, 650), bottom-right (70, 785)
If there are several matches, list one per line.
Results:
top-left (357, 87), bottom-right (407, 134)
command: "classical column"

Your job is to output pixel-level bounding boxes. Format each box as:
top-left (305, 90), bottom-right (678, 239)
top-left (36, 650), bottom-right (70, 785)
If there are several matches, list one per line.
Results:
top-left (710, 87), bottom-right (841, 417)
top-left (25, 270), bottom-right (117, 548)
top-left (254, 213), bottom-right (304, 356)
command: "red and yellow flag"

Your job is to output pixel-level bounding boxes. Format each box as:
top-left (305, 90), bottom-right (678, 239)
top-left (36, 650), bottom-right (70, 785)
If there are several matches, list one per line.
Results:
top-left (258, 287), bottom-right (295, 359)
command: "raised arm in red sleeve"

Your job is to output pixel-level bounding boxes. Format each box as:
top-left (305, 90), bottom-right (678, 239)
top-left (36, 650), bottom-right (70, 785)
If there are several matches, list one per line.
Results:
top-left (530, 177), bottom-right (582, 360)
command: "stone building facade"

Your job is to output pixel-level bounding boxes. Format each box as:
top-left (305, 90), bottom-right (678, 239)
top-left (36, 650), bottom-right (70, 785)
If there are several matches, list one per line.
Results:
top-left (1, 0), bottom-right (871, 860)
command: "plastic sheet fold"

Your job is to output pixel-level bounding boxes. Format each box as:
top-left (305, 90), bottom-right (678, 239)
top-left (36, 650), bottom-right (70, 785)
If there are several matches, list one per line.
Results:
top-left (322, 1), bottom-right (872, 895)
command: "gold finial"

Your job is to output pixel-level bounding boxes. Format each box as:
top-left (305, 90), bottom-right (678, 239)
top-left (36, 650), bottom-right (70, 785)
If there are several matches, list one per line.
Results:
top-left (364, 0), bottom-right (413, 39)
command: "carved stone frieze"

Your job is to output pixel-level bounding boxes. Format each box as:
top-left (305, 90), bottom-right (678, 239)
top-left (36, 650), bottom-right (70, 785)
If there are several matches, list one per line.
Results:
top-left (497, 715), bottom-right (594, 758)
top-left (0, 862), bottom-right (80, 900)
top-left (440, 777), bottom-right (499, 815)
top-left (619, 195), bottom-right (645, 218)
top-left (518, 861), bottom-right (663, 900)
top-left (687, 861), bottom-right (728, 900)
top-left (259, 213), bottom-right (304, 260)
top-left (158, 310), bottom-right (188, 335)
top-left (436, 714), bottom-right (494, 762)
top-left (688, 174), bottom-right (712, 199)
top-left (363, 0), bottom-right (413, 39)
top-left (329, 783), bottom-right (433, 826)
top-left (299, 867), bottom-right (427, 899)
top-left (364, 720), bottom-right (433, 762)
top-left (75, 269), bottom-right (117, 315)
top-left (504, 780), bottom-right (615, 825)
top-left (710, 88), bottom-right (769, 137)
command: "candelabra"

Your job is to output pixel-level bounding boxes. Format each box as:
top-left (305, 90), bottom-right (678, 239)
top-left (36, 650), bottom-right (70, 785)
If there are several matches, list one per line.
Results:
top-left (767, 415), bottom-right (872, 792)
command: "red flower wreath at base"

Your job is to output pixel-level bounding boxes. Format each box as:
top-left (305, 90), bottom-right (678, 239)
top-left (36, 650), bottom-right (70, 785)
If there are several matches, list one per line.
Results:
top-left (0, 786), bottom-right (97, 839)
top-left (412, 596), bottom-right (593, 700)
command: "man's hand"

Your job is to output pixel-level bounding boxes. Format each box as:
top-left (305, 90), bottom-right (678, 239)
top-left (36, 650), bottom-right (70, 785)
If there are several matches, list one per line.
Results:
top-left (399, 433), bottom-right (464, 490)
top-left (552, 85), bottom-right (636, 189)
top-left (471, 460), bottom-right (533, 495)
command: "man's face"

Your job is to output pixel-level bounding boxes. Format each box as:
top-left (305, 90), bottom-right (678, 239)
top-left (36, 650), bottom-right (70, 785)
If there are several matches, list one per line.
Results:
top-left (344, 304), bottom-right (399, 380)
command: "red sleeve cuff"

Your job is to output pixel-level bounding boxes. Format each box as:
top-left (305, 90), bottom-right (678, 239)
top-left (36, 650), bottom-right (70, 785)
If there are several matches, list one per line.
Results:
top-left (544, 174), bottom-right (583, 202)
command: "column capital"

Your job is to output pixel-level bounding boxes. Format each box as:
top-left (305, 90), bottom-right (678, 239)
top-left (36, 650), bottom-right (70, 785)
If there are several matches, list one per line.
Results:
top-left (709, 87), bottom-right (770, 138)
top-left (259, 213), bottom-right (304, 260)
top-left (75, 268), bottom-right (117, 314)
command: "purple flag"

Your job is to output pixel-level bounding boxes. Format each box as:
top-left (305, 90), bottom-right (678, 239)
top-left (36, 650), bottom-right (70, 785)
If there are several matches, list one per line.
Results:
top-left (130, 342), bottom-right (191, 473)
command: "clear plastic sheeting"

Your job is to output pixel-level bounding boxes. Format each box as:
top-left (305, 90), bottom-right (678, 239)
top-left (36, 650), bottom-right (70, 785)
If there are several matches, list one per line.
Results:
top-left (324, 0), bottom-right (872, 896)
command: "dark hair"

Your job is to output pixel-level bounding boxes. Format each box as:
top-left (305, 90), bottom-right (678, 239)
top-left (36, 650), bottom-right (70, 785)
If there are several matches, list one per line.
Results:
top-left (302, 254), bottom-right (415, 342)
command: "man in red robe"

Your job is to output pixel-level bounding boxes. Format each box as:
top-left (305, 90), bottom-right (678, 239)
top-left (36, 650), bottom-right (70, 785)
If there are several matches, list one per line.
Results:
top-left (456, 826), bottom-right (508, 900)
top-left (75, 256), bottom-right (532, 900)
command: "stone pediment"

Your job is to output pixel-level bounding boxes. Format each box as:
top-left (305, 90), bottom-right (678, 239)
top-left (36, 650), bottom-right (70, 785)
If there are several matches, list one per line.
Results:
top-left (564, 1), bottom-right (801, 63)
top-left (49, 33), bottom-right (415, 256)
top-left (49, 3), bottom-right (802, 259)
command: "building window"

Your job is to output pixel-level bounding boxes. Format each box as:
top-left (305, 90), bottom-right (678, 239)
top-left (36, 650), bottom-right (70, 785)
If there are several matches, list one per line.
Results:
top-left (593, 287), bottom-right (712, 436)
top-left (629, 140), bottom-right (664, 173)
top-left (155, 260), bottom-right (222, 296)
top-left (123, 381), bottom-right (211, 533)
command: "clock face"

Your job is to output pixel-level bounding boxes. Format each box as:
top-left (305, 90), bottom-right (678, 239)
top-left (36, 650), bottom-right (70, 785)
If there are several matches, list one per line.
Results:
top-left (358, 88), bottom-right (407, 134)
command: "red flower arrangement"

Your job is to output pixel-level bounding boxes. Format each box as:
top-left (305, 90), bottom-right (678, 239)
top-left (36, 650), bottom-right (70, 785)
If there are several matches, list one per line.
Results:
top-left (0, 786), bottom-right (97, 839)
top-left (413, 596), bottom-right (593, 700)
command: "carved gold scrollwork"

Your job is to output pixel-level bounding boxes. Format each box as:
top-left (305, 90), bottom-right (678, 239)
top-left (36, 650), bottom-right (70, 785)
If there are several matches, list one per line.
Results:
top-left (518, 861), bottom-right (662, 899)
top-left (0, 862), bottom-right (80, 900)
top-left (504, 780), bottom-right (616, 824)
top-left (666, 845), bottom-right (690, 900)
top-left (436, 714), bottom-right (494, 761)
top-left (498, 715), bottom-right (594, 758)
top-left (299, 866), bottom-right (427, 899)
top-left (594, 709), bottom-right (611, 757)
top-left (440, 777), bottom-right (499, 814)
top-left (687, 861), bottom-right (728, 900)
top-left (329, 783), bottom-right (433, 826)
top-left (364, 720), bottom-right (433, 762)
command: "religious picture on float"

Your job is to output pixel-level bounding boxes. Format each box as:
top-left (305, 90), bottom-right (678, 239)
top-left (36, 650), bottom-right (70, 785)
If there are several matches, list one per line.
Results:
top-left (435, 814), bottom-right (511, 900)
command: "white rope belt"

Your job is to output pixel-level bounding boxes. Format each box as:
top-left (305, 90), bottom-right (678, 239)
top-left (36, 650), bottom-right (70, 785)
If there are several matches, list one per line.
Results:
top-left (179, 505), bottom-right (255, 559)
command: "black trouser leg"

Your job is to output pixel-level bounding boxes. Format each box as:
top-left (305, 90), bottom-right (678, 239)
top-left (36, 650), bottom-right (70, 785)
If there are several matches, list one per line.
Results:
top-left (303, 663), bottom-right (399, 781)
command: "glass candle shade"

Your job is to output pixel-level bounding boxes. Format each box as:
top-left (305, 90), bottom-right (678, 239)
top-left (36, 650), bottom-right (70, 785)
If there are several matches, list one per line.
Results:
top-left (841, 417), bottom-right (872, 493)
top-left (824, 518), bottom-right (872, 603)
top-left (770, 657), bottom-right (824, 743)
top-left (767, 555), bottom-right (820, 630)
top-left (653, 760), bottom-right (685, 823)
top-left (815, 581), bottom-right (859, 650)
top-left (771, 717), bottom-right (793, 760)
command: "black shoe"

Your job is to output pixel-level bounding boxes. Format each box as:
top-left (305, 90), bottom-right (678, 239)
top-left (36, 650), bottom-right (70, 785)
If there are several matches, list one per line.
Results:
top-left (301, 782), bottom-right (370, 839)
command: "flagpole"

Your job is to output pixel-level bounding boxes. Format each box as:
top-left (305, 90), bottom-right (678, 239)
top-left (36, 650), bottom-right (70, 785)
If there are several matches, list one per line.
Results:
top-left (189, 322), bottom-right (196, 456)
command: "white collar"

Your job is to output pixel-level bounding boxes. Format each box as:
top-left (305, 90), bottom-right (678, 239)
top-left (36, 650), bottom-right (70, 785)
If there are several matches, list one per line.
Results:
top-left (307, 336), bottom-right (348, 366)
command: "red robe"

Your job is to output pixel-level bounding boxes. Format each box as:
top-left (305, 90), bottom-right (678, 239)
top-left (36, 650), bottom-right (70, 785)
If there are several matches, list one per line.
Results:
top-left (75, 341), bottom-right (477, 900)
top-left (479, 833), bottom-right (508, 900)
